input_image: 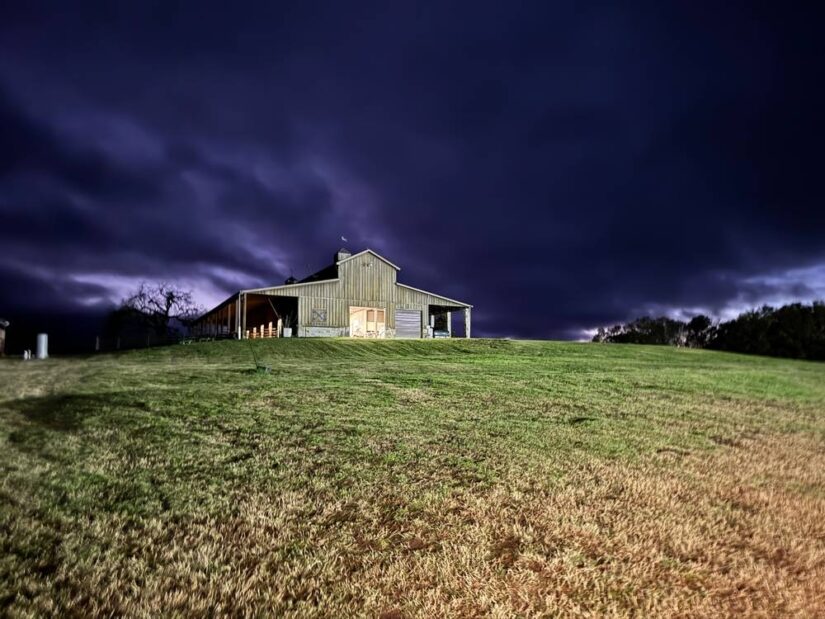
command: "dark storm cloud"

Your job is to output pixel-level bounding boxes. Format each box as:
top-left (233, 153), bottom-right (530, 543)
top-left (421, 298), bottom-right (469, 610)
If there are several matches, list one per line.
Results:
top-left (0, 87), bottom-right (148, 197)
top-left (1, 1), bottom-right (823, 339)
top-left (0, 75), bottom-right (342, 294)
top-left (0, 263), bottom-right (111, 313)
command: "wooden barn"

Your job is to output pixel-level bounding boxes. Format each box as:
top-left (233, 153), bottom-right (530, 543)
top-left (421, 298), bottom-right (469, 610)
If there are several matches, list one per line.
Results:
top-left (193, 249), bottom-right (472, 339)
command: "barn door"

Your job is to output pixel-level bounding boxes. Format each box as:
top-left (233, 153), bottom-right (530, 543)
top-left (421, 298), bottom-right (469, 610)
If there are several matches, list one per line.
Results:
top-left (350, 306), bottom-right (386, 338)
top-left (395, 309), bottom-right (421, 338)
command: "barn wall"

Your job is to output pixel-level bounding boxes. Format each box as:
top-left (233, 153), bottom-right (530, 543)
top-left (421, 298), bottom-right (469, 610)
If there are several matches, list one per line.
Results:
top-left (250, 251), bottom-right (468, 337)
top-left (338, 253), bottom-right (397, 302)
top-left (297, 296), bottom-right (397, 333)
top-left (395, 285), bottom-right (462, 308)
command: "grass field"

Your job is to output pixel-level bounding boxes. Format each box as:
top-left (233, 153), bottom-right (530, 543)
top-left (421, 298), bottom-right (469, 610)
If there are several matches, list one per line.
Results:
top-left (1, 339), bottom-right (824, 617)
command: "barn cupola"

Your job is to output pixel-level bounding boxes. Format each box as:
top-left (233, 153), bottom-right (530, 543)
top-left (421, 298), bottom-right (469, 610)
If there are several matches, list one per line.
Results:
top-left (336, 247), bottom-right (352, 262)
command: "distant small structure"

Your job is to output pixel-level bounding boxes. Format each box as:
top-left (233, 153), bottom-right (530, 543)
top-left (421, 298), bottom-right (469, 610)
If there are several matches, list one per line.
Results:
top-left (36, 333), bottom-right (48, 360)
top-left (0, 318), bottom-right (7, 357)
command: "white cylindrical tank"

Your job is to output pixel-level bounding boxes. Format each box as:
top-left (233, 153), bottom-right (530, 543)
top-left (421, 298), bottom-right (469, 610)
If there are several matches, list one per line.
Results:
top-left (36, 333), bottom-right (48, 360)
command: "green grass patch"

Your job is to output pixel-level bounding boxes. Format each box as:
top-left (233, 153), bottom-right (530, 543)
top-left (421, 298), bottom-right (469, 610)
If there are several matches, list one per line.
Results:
top-left (1, 339), bottom-right (824, 615)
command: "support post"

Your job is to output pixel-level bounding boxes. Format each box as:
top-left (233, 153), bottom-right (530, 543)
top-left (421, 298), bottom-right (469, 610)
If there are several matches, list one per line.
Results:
top-left (447, 311), bottom-right (452, 337)
top-left (241, 293), bottom-right (247, 338)
top-left (236, 296), bottom-right (241, 339)
top-left (464, 308), bottom-right (471, 339)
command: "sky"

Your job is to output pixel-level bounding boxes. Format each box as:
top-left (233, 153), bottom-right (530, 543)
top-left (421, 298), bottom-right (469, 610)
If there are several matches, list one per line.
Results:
top-left (1, 1), bottom-right (824, 347)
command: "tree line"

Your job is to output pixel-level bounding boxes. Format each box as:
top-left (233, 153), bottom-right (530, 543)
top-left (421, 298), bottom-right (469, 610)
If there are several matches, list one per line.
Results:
top-left (592, 301), bottom-right (825, 361)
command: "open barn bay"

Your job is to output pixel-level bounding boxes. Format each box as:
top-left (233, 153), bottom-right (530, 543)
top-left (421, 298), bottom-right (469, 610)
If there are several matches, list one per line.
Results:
top-left (1, 340), bottom-right (824, 617)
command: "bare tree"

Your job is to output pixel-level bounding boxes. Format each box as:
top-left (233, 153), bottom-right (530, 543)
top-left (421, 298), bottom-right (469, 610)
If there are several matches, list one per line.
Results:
top-left (122, 282), bottom-right (203, 336)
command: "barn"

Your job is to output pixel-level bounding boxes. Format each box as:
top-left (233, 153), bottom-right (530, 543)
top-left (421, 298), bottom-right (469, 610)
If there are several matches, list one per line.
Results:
top-left (193, 249), bottom-right (472, 339)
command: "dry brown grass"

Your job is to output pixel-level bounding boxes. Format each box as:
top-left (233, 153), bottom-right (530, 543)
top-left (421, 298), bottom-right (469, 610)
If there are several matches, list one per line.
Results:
top-left (9, 435), bottom-right (822, 618)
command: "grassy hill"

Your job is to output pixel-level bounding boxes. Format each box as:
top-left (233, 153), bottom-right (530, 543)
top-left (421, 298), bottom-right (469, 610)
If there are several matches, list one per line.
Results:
top-left (1, 339), bottom-right (824, 616)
